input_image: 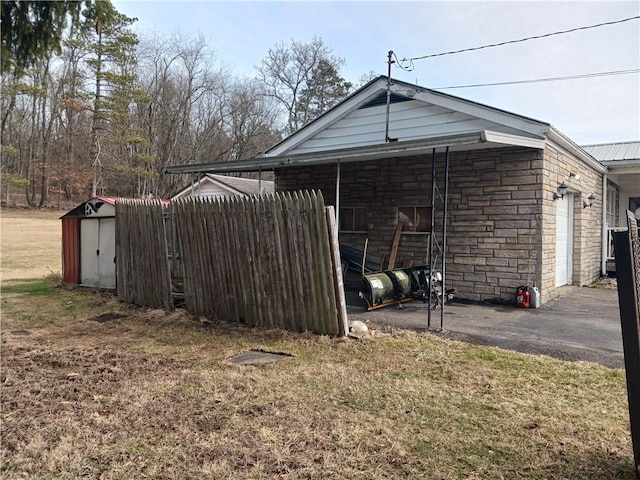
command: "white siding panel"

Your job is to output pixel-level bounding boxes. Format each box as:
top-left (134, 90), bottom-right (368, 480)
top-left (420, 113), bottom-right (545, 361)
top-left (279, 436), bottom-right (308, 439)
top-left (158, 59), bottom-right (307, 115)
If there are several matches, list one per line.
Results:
top-left (288, 99), bottom-right (532, 155)
top-left (292, 120), bottom-right (483, 154)
top-left (186, 182), bottom-right (234, 197)
top-left (335, 102), bottom-right (452, 127)
top-left (291, 120), bottom-right (511, 154)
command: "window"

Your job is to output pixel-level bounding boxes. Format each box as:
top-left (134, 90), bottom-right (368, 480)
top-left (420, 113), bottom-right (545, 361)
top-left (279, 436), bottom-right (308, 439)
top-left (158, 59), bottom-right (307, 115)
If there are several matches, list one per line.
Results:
top-left (398, 206), bottom-right (431, 233)
top-left (339, 207), bottom-right (367, 232)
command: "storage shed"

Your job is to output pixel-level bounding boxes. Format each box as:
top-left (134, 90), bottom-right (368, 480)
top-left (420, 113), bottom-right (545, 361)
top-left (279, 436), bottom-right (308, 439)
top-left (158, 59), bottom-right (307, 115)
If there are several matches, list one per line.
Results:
top-left (61, 197), bottom-right (116, 288)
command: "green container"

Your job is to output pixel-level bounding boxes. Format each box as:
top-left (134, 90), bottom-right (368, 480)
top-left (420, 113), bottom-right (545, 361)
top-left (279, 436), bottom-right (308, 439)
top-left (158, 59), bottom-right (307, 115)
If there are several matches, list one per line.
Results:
top-left (362, 272), bottom-right (395, 306)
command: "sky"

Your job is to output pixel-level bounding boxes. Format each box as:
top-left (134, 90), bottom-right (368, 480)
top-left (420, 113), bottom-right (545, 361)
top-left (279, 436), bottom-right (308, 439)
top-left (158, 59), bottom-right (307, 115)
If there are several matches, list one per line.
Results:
top-left (112, 0), bottom-right (640, 145)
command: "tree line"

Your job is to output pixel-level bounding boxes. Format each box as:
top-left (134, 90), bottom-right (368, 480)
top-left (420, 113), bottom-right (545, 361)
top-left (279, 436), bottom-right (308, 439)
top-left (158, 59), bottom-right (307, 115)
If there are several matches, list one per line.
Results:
top-left (1, 1), bottom-right (362, 206)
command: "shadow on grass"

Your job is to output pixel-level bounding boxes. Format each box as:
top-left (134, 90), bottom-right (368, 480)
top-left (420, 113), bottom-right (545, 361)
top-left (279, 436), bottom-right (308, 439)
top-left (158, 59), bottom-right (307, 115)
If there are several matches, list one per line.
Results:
top-left (537, 447), bottom-right (636, 480)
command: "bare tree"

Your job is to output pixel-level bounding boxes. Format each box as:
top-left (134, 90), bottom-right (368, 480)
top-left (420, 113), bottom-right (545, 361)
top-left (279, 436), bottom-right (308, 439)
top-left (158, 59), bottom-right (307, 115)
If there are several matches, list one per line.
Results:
top-left (226, 79), bottom-right (281, 161)
top-left (135, 33), bottom-right (230, 197)
top-left (256, 37), bottom-right (349, 134)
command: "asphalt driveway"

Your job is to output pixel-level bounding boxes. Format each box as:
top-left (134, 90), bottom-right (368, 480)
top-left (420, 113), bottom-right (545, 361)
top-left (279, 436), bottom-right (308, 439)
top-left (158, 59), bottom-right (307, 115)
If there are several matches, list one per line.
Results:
top-left (347, 286), bottom-right (624, 369)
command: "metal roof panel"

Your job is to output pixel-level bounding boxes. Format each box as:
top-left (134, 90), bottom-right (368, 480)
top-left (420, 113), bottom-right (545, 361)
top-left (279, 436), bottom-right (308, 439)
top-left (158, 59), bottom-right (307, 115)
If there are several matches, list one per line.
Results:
top-left (581, 141), bottom-right (640, 161)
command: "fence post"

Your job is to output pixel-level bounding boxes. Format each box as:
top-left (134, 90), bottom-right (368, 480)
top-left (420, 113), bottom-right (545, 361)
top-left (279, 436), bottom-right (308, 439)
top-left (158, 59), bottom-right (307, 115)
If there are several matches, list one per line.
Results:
top-left (326, 206), bottom-right (349, 336)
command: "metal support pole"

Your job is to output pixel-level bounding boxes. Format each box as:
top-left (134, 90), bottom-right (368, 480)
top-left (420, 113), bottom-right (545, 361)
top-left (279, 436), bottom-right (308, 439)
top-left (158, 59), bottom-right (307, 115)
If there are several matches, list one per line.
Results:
top-left (428, 148), bottom-right (437, 328)
top-left (385, 51), bottom-right (393, 142)
top-left (258, 167), bottom-right (262, 194)
top-left (335, 159), bottom-right (341, 225)
top-left (439, 146), bottom-right (450, 331)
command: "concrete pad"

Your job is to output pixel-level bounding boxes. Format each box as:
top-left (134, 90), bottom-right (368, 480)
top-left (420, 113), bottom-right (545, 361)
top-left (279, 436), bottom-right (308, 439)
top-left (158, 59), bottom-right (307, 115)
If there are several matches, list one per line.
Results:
top-left (347, 287), bottom-right (624, 368)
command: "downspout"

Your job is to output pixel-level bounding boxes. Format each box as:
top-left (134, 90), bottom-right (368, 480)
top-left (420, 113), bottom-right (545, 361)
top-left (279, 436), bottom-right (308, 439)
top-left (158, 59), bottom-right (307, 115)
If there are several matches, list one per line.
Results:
top-left (601, 172), bottom-right (608, 276)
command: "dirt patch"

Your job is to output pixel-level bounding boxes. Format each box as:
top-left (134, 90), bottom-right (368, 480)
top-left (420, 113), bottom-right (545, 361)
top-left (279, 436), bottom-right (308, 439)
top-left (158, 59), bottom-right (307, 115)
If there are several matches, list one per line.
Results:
top-left (590, 276), bottom-right (618, 290)
top-left (90, 312), bottom-right (126, 323)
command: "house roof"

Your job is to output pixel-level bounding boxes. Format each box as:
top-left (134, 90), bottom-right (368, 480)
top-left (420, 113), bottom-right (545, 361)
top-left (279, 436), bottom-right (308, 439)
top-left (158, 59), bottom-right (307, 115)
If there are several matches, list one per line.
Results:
top-left (171, 173), bottom-right (274, 200)
top-left (165, 75), bottom-right (605, 175)
top-left (581, 141), bottom-right (640, 162)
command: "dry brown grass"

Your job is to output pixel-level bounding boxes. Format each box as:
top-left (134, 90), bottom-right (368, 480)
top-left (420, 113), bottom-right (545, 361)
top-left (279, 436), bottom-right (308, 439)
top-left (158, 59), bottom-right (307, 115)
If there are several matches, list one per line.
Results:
top-left (1, 208), bottom-right (62, 281)
top-left (0, 278), bottom-right (635, 480)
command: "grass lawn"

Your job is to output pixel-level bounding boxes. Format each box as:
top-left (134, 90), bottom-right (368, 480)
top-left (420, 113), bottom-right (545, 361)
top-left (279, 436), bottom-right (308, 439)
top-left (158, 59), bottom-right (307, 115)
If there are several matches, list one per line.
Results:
top-left (1, 278), bottom-right (635, 479)
top-left (0, 209), bottom-right (636, 479)
top-left (1, 208), bottom-right (62, 281)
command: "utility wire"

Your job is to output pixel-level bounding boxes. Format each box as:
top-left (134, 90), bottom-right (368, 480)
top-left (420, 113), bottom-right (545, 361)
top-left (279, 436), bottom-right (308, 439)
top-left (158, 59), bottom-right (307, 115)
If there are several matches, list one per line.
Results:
top-left (400, 15), bottom-right (640, 66)
top-left (432, 69), bottom-right (640, 90)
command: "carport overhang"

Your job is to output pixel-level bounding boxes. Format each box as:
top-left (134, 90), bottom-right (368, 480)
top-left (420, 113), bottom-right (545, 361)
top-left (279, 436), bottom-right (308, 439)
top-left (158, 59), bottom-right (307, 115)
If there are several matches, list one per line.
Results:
top-left (165, 130), bottom-right (547, 175)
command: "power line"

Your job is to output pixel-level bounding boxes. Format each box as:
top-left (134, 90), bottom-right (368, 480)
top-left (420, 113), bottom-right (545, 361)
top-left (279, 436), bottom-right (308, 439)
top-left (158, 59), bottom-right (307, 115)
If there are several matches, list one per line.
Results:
top-left (399, 15), bottom-right (640, 67)
top-left (432, 69), bottom-right (640, 90)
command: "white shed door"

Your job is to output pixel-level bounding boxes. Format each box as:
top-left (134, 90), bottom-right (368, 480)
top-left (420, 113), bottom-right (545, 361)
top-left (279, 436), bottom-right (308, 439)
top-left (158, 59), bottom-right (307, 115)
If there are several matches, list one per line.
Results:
top-left (80, 219), bottom-right (99, 287)
top-left (555, 194), bottom-right (573, 287)
top-left (97, 218), bottom-right (116, 288)
top-left (80, 218), bottom-right (116, 288)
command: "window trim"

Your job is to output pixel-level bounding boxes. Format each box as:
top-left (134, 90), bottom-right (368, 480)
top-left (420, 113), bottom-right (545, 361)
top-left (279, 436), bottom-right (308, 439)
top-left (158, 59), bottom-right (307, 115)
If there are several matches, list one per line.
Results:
top-left (398, 205), bottom-right (431, 234)
top-left (339, 207), bottom-right (368, 233)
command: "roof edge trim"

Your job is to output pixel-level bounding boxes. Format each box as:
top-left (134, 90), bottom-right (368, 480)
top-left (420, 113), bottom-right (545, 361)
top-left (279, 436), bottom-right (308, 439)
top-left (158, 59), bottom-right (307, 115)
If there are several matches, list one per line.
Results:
top-left (546, 128), bottom-right (607, 174)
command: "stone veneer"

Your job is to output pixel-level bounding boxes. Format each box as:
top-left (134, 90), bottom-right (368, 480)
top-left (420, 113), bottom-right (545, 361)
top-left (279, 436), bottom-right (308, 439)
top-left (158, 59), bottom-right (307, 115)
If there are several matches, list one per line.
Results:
top-left (275, 145), bottom-right (604, 304)
top-left (541, 144), bottom-right (604, 302)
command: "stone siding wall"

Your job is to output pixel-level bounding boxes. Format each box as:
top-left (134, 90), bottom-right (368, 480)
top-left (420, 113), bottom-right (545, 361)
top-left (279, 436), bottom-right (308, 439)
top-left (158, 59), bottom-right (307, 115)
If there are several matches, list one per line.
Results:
top-left (541, 144), bottom-right (604, 301)
top-left (275, 145), bottom-right (603, 304)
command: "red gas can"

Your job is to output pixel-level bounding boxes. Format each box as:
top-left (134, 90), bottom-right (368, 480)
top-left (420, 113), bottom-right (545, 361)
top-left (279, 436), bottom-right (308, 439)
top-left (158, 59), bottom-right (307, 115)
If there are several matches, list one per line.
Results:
top-left (516, 286), bottom-right (531, 308)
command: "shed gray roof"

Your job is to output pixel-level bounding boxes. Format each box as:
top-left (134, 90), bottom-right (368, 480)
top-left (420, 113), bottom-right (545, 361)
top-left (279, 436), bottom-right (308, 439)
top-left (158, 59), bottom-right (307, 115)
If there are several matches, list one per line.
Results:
top-left (581, 141), bottom-right (640, 162)
top-left (172, 173), bottom-right (274, 200)
top-left (208, 174), bottom-right (274, 195)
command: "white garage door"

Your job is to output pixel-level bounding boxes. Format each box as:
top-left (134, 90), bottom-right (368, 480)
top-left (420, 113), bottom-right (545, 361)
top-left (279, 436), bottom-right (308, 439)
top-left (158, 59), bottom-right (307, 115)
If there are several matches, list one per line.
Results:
top-left (555, 194), bottom-right (573, 287)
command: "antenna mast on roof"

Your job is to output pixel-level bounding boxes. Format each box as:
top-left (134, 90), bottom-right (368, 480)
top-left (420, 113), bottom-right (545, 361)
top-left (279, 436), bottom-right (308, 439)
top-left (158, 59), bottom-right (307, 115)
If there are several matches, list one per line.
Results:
top-left (385, 51), bottom-right (397, 143)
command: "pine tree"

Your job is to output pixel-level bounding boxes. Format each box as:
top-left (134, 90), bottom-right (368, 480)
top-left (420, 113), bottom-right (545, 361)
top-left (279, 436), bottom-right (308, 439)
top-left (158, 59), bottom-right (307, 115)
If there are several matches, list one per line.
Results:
top-left (81, 1), bottom-right (150, 196)
top-left (297, 59), bottom-right (352, 127)
top-left (1, 1), bottom-right (84, 75)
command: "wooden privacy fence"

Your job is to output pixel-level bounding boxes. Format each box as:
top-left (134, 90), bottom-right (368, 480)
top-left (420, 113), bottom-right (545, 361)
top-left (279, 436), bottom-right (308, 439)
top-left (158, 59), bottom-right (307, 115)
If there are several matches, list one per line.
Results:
top-left (115, 199), bottom-right (172, 309)
top-left (172, 191), bottom-right (348, 336)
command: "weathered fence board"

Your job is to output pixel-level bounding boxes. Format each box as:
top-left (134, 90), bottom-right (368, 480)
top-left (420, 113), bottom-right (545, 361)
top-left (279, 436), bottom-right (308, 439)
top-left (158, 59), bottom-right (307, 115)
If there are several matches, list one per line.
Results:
top-left (115, 200), bottom-right (172, 309)
top-left (326, 206), bottom-right (349, 336)
top-left (172, 191), bottom-right (346, 335)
